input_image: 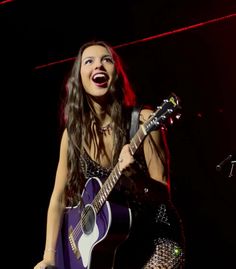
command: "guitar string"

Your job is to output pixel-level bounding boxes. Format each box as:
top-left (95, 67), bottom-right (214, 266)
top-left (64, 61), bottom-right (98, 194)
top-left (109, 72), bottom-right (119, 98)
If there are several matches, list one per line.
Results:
top-left (67, 100), bottom-right (176, 248)
top-left (71, 164), bottom-right (122, 240)
top-left (69, 135), bottom-right (138, 242)
top-left (69, 127), bottom-right (145, 242)
top-left (69, 123), bottom-right (148, 245)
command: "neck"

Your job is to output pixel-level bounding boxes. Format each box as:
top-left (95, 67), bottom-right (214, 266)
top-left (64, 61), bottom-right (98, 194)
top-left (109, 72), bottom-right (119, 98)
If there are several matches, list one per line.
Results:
top-left (87, 96), bottom-right (111, 126)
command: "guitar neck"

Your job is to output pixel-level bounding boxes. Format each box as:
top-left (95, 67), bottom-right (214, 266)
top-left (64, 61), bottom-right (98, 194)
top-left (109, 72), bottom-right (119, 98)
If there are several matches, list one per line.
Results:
top-left (91, 93), bottom-right (180, 214)
top-left (92, 125), bottom-right (147, 214)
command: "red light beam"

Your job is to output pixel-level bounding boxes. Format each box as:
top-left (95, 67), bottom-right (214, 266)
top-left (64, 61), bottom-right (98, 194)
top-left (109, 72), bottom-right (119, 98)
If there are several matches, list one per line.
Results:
top-left (34, 12), bottom-right (236, 70)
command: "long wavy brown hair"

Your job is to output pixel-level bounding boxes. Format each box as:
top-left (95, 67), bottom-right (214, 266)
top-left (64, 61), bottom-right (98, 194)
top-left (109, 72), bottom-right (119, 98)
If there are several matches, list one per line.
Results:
top-left (62, 40), bottom-right (137, 206)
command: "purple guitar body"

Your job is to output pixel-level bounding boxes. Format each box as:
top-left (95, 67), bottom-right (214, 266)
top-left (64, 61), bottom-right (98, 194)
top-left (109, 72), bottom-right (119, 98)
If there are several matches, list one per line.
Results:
top-left (55, 94), bottom-right (180, 269)
top-left (56, 176), bottom-right (132, 269)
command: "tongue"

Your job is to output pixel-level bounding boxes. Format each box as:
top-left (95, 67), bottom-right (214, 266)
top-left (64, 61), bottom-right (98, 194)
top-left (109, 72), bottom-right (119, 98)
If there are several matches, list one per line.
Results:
top-left (94, 81), bottom-right (108, 88)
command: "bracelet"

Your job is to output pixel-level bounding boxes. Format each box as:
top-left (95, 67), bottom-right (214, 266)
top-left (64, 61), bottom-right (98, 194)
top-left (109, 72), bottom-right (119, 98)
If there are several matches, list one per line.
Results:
top-left (44, 248), bottom-right (56, 253)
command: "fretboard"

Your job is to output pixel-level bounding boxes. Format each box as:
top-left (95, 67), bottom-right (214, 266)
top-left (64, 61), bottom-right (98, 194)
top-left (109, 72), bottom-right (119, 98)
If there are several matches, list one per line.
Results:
top-left (92, 124), bottom-right (148, 214)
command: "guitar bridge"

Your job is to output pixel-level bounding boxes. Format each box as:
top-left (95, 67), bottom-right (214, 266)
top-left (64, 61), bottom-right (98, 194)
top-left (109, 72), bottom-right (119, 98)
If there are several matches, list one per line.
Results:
top-left (69, 226), bottom-right (81, 259)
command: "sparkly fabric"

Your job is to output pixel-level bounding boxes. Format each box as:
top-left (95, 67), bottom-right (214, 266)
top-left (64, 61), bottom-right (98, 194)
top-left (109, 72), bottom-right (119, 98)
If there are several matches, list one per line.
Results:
top-left (143, 238), bottom-right (184, 269)
top-left (80, 150), bottom-right (185, 269)
top-left (80, 150), bottom-right (111, 181)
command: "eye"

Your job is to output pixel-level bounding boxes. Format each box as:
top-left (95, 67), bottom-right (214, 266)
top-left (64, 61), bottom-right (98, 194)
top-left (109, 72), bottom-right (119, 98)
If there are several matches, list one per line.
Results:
top-left (84, 58), bottom-right (93, 65)
top-left (102, 56), bottom-right (114, 64)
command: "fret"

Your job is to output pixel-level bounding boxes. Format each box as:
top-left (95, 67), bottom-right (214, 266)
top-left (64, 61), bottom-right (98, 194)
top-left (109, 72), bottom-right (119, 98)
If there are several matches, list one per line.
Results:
top-left (129, 143), bottom-right (135, 155)
top-left (91, 93), bottom-right (180, 214)
top-left (104, 183), bottom-right (109, 195)
top-left (140, 124), bottom-right (147, 136)
top-left (107, 180), bottom-right (112, 191)
top-left (136, 131), bottom-right (142, 143)
top-left (113, 169), bottom-right (119, 181)
top-left (99, 196), bottom-right (104, 205)
top-left (112, 176), bottom-right (116, 184)
top-left (132, 137), bottom-right (138, 149)
top-left (104, 184), bottom-right (109, 195)
top-left (130, 126), bottom-right (146, 156)
top-left (94, 203), bottom-right (98, 214)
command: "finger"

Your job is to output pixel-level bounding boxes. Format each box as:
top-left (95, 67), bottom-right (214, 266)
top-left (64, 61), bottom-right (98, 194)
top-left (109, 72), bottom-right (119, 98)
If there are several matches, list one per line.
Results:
top-left (118, 157), bottom-right (123, 163)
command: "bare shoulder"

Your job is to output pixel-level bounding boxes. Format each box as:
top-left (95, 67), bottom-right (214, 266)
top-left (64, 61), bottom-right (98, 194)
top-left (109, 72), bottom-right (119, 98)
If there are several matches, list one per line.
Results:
top-left (61, 128), bottom-right (68, 140)
top-left (60, 128), bottom-right (69, 149)
top-left (139, 108), bottom-right (154, 123)
top-left (140, 108), bottom-right (162, 139)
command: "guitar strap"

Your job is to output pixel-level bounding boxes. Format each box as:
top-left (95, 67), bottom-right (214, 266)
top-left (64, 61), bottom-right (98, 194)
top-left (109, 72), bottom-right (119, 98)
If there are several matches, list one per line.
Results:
top-left (129, 105), bottom-right (142, 140)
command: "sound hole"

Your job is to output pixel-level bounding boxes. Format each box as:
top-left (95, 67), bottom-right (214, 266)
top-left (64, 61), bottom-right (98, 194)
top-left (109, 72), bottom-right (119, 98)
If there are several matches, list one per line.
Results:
top-left (81, 205), bottom-right (95, 235)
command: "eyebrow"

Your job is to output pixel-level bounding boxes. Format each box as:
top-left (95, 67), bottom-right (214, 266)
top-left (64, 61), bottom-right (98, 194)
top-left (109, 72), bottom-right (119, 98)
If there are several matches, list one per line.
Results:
top-left (82, 54), bottom-right (112, 60)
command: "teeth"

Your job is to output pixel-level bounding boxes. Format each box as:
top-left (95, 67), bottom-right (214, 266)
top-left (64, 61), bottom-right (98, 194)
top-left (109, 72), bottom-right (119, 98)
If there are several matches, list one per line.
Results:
top-left (93, 73), bottom-right (106, 79)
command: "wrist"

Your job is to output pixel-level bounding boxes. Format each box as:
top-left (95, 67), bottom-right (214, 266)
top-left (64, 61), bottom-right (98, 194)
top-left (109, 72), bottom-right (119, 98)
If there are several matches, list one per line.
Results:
top-left (44, 247), bottom-right (56, 253)
top-left (43, 248), bottom-right (56, 259)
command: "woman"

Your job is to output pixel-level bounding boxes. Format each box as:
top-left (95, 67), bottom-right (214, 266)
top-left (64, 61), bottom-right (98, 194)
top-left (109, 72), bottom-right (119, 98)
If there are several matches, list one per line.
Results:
top-left (33, 40), bottom-right (185, 269)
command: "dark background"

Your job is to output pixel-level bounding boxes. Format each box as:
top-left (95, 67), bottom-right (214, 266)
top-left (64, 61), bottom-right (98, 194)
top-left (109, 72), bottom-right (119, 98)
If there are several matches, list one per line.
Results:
top-left (1, 0), bottom-right (236, 268)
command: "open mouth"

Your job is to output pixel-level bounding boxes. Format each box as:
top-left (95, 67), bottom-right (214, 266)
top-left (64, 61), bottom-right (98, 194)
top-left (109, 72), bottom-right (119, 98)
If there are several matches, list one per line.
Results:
top-left (92, 73), bottom-right (109, 87)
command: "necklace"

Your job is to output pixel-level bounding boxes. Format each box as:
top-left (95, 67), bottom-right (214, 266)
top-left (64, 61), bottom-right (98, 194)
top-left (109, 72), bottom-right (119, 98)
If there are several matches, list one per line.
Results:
top-left (99, 122), bottom-right (112, 134)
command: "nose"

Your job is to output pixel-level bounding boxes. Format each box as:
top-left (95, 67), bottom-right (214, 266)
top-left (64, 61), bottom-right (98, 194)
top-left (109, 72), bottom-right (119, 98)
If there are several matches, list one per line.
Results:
top-left (94, 59), bottom-right (104, 70)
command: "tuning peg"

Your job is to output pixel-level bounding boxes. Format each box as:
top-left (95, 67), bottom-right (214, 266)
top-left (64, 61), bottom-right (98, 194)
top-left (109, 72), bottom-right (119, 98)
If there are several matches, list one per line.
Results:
top-left (175, 113), bottom-right (182, 120)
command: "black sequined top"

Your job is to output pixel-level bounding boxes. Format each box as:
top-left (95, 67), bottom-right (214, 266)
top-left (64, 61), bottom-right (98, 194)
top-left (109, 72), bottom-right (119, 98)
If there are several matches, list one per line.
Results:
top-left (80, 148), bottom-right (185, 269)
top-left (80, 150), bottom-right (112, 182)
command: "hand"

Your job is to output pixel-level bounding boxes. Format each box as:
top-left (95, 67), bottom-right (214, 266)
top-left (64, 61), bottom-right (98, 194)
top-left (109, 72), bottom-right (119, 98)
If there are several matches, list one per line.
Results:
top-left (34, 248), bottom-right (56, 269)
top-left (118, 144), bottom-right (135, 171)
top-left (34, 261), bottom-right (55, 269)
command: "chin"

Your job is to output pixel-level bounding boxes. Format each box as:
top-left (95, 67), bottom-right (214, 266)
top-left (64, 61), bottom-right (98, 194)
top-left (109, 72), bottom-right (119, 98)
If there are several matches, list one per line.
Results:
top-left (95, 86), bottom-right (109, 94)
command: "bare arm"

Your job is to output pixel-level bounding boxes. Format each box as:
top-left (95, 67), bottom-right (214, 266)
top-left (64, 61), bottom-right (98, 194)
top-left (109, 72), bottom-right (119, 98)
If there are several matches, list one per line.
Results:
top-left (140, 108), bottom-right (168, 185)
top-left (34, 129), bottom-right (69, 269)
top-left (118, 108), bottom-right (169, 186)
